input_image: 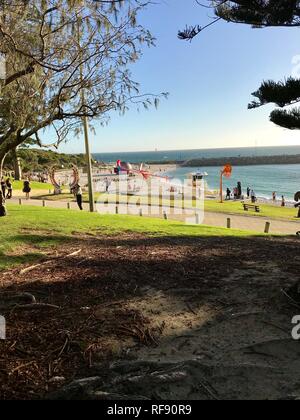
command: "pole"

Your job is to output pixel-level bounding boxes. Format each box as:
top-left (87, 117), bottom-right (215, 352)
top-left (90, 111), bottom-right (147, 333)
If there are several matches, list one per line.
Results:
top-left (82, 112), bottom-right (95, 212)
top-left (78, 19), bottom-right (95, 213)
top-left (220, 170), bottom-right (223, 203)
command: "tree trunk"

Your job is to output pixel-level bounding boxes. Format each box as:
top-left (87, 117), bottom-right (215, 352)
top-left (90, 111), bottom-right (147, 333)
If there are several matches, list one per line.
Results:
top-left (11, 148), bottom-right (22, 180)
top-left (0, 192), bottom-right (7, 217)
top-left (0, 153), bottom-right (7, 180)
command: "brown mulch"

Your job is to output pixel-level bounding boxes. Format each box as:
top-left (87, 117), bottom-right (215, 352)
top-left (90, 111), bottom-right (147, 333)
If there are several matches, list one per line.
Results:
top-left (0, 232), bottom-right (299, 400)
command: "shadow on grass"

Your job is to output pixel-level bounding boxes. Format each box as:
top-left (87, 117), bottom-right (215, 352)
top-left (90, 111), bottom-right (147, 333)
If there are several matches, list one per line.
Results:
top-left (0, 251), bottom-right (45, 271)
top-left (11, 234), bottom-right (72, 247)
top-left (0, 234), bottom-right (73, 270)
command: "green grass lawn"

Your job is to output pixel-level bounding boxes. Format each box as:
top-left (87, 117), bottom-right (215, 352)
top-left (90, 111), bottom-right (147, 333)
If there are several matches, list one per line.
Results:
top-left (33, 192), bottom-right (300, 222)
top-left (12, 180), bottom-right (53, 191)
top-left (204, 199), bottom-right (299, 221)
top-left (0, 204), bottom-right (264, 271)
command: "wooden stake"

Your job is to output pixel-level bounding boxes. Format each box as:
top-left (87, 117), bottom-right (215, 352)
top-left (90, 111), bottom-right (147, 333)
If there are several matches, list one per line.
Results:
top-left (264, 222), bottom-right (271, 234)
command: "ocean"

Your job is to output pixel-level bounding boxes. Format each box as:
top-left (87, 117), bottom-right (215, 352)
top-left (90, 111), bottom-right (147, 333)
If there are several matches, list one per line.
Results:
top-left (93, 146), bottom-right (300, 201)
top-left (167, 164), bottom-right (300, 201)
top-left (93, 145), bottom-right (300, 164)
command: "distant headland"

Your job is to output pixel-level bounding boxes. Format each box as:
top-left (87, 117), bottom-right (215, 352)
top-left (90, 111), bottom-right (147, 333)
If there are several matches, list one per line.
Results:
top-left (146, 154), bottom-right (300, 167)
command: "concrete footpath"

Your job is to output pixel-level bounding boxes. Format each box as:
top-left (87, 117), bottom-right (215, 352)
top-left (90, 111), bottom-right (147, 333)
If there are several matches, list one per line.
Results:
top-left (8, 197), bottom-right (300, 235)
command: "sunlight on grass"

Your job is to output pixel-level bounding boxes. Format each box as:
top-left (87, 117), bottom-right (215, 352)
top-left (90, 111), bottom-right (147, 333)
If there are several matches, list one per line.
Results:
top-left (0, 204), bottom-right (266, 271)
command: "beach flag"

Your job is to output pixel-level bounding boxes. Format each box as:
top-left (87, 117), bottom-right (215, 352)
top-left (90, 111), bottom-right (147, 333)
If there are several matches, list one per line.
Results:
top-left (222, 164), bottom-right (232, 178)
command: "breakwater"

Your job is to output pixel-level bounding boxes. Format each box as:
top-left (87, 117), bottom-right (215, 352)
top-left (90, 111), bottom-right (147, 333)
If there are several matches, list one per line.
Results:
top-left (180, 154), bottom-right (300, 167)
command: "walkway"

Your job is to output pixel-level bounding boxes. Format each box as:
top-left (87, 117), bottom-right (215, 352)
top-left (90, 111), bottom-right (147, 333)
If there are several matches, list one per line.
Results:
top-left (8, 197), bottom-right (300, 235)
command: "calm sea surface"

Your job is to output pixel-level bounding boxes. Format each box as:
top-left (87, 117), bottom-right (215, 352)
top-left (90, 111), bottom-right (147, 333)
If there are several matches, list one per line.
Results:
top-left (94, 146), bottom-right (300, 200)
top-left (94, 145), bottom-right (300, 163)
top-left (168, 164), bottom-right (300, 201)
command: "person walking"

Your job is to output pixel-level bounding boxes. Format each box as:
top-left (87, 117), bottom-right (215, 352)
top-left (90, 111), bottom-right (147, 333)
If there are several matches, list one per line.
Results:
top-left (272, 191), bottom-right (276, 202)
top-left (105, 177), bottom-right (110, 193)
top-left (251, 189), bottom-right (256, 203)
top-left (73, 183), bottom-right (83, 211)
top-left (23, 179), bottom-right (31, 200)
top-left (6, 178), bottom-right (12, 199)
top-left (281, 195), bottom-right (286, 207)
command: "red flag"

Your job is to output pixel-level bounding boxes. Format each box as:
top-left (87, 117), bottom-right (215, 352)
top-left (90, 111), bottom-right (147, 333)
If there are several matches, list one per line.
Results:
top-left (222, 164), bottom-right (232, 178)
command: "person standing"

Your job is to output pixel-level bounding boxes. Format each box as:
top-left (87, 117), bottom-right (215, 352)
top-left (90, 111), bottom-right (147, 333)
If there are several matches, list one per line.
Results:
top-left (23, 179), bottom-right (31, 200)
top-left (251, 189), bottom-right (256, 203)
top-left (226, 188), bottom-right (231, 200)
top-left (6, 178), bottom-right (12, 199)
top-left (281, 195), bottom-right (286, 207)
top-left (272, 191), bottom-right (276, 202)
top-left (73, 183), bottom-right (83, 211)
top-left (247, 187), bottom-right (250, 199)
top-left (1, 177), bottom-right (6, 198)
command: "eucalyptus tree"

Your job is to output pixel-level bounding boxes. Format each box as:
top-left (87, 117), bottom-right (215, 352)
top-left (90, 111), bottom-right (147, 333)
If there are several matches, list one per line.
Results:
top-left (0, 0), bottom-right (166, 165)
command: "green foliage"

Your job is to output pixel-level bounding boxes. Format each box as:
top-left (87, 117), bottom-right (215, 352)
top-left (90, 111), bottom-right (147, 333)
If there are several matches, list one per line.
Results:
top-left (249, 78), bottom-right (300, 109)
top-left (216, 1), bottom-right (300, 27)
top-left (248, 77), bottom-right (300, 129)
top-left (0, 1), bottom-right (164, 160)
top-left (4, 148), bottom-right (87, 173)
top-left (270, 108), bottom-right (300, 130)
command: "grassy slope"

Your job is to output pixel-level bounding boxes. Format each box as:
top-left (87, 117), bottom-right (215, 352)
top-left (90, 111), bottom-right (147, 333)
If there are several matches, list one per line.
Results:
top-left (0, 205), bottom-right (264, 271)
top-left (204, 200), bottom-right (298, 221)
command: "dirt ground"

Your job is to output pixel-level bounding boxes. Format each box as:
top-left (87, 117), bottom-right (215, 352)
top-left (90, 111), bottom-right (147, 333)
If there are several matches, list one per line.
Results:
top-left (0, 233), bottom-right (300, 400)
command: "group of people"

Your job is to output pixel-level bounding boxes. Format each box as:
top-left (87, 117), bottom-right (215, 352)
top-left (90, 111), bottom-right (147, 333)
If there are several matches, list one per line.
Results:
top-left (1, 177), bottom-right (13, 200)
top-left (272, 191), bottom-right (286, 207)
top-left (0, 178), bottom-right (31, 202)
top-left (226, 184), bottom-right (286, 207)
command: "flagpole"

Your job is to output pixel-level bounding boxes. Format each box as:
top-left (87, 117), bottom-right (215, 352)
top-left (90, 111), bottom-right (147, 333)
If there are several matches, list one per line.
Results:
top-left (220, 170), bottom-right (223, 203)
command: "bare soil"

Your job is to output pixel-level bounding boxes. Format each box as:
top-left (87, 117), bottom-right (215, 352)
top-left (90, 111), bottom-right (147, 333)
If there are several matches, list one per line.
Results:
top-left (0, 233), bottom-right (300, 400)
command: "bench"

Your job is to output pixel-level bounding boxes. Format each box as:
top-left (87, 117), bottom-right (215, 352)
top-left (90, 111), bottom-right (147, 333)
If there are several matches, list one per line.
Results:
top-left (243, 203), bottom-right (260, 213)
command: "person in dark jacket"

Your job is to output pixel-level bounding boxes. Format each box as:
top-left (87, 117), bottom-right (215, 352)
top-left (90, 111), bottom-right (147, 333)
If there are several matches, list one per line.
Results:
top-left (6, 178), bottom-right (12, 199)
top-left (1, 177), bottom-right (6, 198)
top-left (23, 179), bottom-right (31, 200)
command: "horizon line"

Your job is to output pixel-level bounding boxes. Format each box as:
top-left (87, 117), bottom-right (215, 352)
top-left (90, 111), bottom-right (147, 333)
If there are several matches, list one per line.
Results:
top-left (90, 144), bottom-right (300, 155)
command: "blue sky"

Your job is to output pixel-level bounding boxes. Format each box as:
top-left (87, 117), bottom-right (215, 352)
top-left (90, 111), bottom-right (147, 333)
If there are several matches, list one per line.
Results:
top-left (56, 0), bottom-right (300, 154)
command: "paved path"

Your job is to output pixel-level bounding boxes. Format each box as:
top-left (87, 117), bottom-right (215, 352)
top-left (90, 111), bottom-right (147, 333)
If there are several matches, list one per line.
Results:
top-left (8, 197), bottom-right (300, 235)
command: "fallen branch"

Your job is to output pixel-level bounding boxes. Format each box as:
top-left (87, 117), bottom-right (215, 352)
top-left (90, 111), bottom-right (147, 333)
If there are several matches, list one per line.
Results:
top-left (20, 263), bottom-right (50, 275)
top-left (0, 293), bottom-right (37, 309)
top-left (12, 303), bottom-right (61, 312)
top-left (19, 249), bottom-right (82, 275)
